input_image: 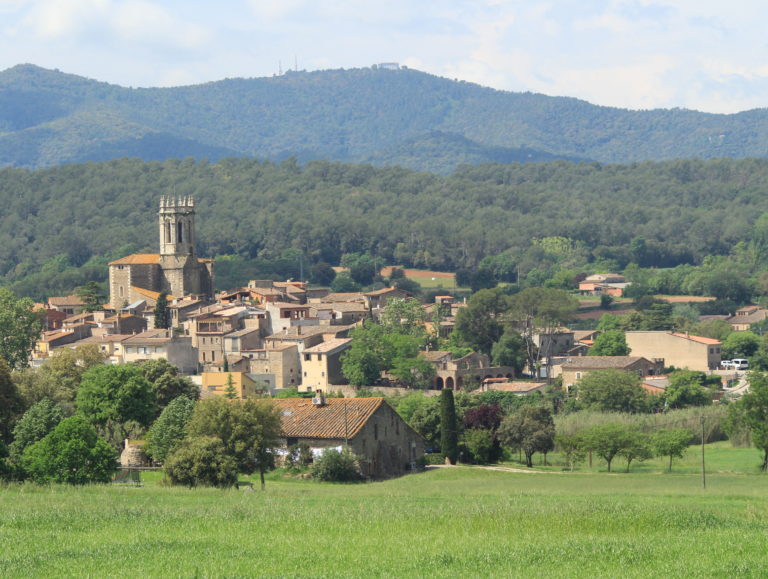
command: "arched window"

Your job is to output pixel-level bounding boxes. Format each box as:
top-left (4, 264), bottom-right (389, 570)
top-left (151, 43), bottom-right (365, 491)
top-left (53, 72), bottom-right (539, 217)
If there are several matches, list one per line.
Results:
top-left (177, 221), bottom-right (183, 243)
top-left (165, 222), bottom-right (171, 243)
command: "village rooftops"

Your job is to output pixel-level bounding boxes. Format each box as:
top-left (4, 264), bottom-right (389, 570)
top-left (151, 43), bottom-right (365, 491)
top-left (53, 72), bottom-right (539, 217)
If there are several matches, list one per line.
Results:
top-left (317, 292), bottom-right (367, 303)
top-left (267, 324), bottom-right (353, 341)
top-left (420, 350), bottom-right (453, 363)
top-left (303, 338), bottom-right (352, 355)
top-left (561, 356), bottom-right (651, 369)
top-left (273, 397), bottom-right (384, 440)
top-left (47, 295), bottom-right (85, 307)
top-left (122, 329), bottom-right (179, 344)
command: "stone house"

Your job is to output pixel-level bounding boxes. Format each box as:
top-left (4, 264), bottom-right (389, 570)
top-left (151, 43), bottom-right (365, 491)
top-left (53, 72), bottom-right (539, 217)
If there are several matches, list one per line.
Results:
top-left (47, 295), bottom-right (86, 315)
top-left (420, 350), bottom-right (515, 390)
top-left (727, 305), bottom-right (768, 332)
top-left (300, 338), bottom-right (352, 392)
top-left (273, 396), bottom-right (424, 478)
top-left (625, 331), bottom-right (722, 372)
top-left (246, 344), bottom-right (301, 389)
top-left (122, 329), bottom-right (198, 374)
top-left (559, 356), bottom-right (664, 389)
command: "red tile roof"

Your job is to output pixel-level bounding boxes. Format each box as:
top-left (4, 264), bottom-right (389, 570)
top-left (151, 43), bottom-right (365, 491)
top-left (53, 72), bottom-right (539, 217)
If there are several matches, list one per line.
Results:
top-left (109, 253), bottom-right (160, 266)
top-left (670, 333), bottom-right (722, 345)
top-left (272, 397), bottom-right (383, 439)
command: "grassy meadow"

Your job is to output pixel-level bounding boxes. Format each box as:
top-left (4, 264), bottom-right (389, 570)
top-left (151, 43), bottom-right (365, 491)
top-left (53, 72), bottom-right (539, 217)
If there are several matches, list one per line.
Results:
top-left (2, 443), bottom-right (768, 577)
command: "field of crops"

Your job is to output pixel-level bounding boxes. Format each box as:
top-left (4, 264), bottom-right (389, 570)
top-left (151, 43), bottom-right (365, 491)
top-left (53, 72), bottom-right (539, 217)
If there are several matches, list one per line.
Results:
top-left (1, 445), bottom-right (767, 577)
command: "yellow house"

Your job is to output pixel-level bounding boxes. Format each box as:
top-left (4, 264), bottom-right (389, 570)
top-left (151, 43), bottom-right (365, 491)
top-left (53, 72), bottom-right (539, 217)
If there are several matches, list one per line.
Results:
top-left (201, 371), bottom-right (262, 399)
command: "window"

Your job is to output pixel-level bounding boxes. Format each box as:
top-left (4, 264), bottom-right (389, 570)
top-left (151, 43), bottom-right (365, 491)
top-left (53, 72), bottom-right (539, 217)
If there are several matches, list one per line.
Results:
top-left (138, 347), bottom-right (148, 355)
top-left (305, 354), bottom-right (311, 361)
top-left (576, 372), bottom-right (582, 380)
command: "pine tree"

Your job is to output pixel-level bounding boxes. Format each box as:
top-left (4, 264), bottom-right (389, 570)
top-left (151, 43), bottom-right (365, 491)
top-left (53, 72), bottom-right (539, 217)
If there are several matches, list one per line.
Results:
top-left (440, 388), bottom-right (458, 465)
top-left (154, 292), bottom-right (170, 329)
top-left (224, 373), bottom-right (238, 399)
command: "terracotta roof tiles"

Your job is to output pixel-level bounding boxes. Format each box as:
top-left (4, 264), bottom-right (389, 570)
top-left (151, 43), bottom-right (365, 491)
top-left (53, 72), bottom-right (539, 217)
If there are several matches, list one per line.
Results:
top-left (109, 253), bottom-right (160, 266)
top-left (272, 397), bottom-right (383, 439)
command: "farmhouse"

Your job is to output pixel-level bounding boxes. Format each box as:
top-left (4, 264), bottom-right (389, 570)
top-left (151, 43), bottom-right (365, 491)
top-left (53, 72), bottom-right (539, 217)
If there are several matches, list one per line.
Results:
top-left (273, 396), bottom-right (424, 478)
top-left (559, 356), bottom-right (663, 389)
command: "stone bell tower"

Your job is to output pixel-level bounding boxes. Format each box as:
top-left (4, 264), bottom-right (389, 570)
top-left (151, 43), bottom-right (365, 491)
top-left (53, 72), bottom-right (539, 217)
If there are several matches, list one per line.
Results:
top-left (157, 196), bottom-right (213, 300)
top-left (159, 195), bottom-right (196, 256)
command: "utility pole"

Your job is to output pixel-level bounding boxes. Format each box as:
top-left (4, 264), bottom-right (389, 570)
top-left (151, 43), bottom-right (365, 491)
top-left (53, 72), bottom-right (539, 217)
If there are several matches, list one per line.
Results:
top-left (700, 415), bottom-right (706, 490)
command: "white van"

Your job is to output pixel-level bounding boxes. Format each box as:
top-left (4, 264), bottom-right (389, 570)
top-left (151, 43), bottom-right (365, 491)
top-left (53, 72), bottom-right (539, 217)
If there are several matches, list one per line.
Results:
top-left (732, 359), bottom-right (749, 370)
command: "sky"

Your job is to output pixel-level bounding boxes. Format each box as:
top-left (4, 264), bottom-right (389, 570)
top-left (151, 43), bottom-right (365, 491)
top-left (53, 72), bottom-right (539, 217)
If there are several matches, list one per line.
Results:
top-left (1, 0), bottom-right (767, 114)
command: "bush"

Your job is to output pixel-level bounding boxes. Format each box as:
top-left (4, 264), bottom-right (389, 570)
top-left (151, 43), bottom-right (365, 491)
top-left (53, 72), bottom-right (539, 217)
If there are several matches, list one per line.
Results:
top-left (164, 436), bottom-right (238, 488)
top-left (312, 448), bottom-right (362, 482)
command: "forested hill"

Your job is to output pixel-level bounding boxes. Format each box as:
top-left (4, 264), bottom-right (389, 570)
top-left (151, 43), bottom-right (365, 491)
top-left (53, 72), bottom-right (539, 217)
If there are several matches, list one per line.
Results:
top-left (4, 156), bottom-right (768, 300)
top-left (2, 64), bottom-right (768, 173)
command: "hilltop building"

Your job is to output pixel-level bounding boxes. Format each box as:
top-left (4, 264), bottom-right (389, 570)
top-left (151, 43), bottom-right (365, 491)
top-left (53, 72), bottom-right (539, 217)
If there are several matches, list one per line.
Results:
top-left (108, 197), bottom-right (214, 309)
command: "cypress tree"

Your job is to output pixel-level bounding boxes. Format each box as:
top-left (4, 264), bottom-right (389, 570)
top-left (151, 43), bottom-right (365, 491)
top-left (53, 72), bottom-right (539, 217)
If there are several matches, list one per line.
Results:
top-left (154, 292), bottom-right (170, 329)
top-left (440, 388), bottom-right (458, 465)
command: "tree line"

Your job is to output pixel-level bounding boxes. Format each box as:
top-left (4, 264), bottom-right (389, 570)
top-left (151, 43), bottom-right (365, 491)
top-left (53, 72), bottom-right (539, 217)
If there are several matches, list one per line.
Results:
top-left (6, 157), bottom-right (768, 300)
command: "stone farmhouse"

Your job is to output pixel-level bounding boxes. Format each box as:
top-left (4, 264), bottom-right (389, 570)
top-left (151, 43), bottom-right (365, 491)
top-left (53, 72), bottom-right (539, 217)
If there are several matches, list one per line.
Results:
top-left (273, 395), bottom-right (424, 478)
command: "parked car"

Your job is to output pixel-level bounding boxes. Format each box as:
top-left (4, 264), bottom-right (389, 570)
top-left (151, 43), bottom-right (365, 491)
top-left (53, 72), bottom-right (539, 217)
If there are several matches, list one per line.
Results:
top-left (721, 360), bottom-right (735, 369)
top-left (732, 359), bottom-right (749, 370)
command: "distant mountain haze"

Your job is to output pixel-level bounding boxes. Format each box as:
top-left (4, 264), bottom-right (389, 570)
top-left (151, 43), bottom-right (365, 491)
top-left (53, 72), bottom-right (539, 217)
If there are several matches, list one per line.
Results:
top-left (1, 64), bottom-right (767, 173)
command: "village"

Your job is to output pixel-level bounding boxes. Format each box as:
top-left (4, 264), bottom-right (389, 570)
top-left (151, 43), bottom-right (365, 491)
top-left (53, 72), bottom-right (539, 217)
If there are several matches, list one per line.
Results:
top-left (23, 197), bottom-right (762, 480)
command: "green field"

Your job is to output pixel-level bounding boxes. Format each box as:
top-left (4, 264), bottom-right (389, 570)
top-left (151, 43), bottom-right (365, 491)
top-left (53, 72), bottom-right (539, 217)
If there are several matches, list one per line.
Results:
top-left (1, 445), bottom-right (767, 577)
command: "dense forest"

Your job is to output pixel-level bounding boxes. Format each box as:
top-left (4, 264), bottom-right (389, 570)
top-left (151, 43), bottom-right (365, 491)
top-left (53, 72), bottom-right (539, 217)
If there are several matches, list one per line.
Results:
top-left (3, 64), bottom-right (768, 173)
top-left (3, 156), bottom-right (768, 301)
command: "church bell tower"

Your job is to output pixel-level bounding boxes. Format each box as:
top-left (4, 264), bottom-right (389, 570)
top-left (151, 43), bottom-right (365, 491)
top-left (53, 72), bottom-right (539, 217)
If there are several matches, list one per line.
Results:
top-left (159, 196), bottom-right (196, 256)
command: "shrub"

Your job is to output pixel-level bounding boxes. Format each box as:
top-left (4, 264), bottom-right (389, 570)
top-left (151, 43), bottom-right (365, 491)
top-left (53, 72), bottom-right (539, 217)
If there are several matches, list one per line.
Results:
top-left (164, 436), bottom-right (238, 488)
top-left (462, 428), bottom-right (495, 464)
top-left (285, 442), bottom-right (313, 469)
top-left (312, 448), bottom-right (362, 482)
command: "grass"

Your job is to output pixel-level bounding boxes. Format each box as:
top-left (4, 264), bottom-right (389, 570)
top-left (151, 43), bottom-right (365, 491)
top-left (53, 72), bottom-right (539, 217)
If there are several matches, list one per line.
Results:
top-left (1, 447), bottom-right (767, 577)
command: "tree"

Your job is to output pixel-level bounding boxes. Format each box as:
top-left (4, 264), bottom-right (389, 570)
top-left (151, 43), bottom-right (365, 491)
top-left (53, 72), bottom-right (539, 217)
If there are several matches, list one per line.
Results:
top-left (76, 364), bottom-right (156, 443)
top-left (722, 331), bottom-right (761, 360)
top-left (75, 281), bottom-right (105, 313)
top-left (498, 406), bottom-right (556, 468)
top-left (330, 272), bottom-right (361, 292)
top-left (462, 428), bottom-right (495, 464)
top-left (0, 358), bottom-right (24, 443)
top-left (310, 261), bottom-right (336, 286)
top-left (312, 448), bottom-right (362, 482)
top-left (8, 398), bottom-right (64, 463)
top-left (379, 298), bottom-right (428, 337)
top-left (14, 344), bottom-right (107, 410)
top-left (390, 356), bottom-right (436, 389)
top-left (729, 370), bottom-right (768, 470)
top-left (144, 396), bottom-right (196, 464)
top-left (651, 428), bottom-right (692, 472)
top-left (224, 373), bottom-right (238, 399)
top-left (617, 430), bottom-right (652, 472)
top-left (581, 423), bottom-right (637, 472)
top-left (135, 358), bottom-right (199, 411)
top-left (0, 289), bottom-right (43, 370)
top-left (186, 397), bottom-right (282, 489)
top-left (154, 291), bottom-right (170, 329)
top-left (664, 370), bottom-right (712, 409)
top-left (556, 433), bottom-right (586, 471)
top-left (164, 436), bottom-right (238, 488)
top-left (508, 287), bottom-right (579, 373)
top-left (440, 389), bottom-right (459, 464)
top-left (491, 329), bottom-right (526, 375)
top-left (21, 416), bottom-right (117, 484)
top-left (590, 330), bottom-right (630, 356)
top-left (408, 396), bottom-right (441, 448)
top-left (578, 369), bottom-right (647, 413)
top-left (454, 288), bottom-right (511, 355)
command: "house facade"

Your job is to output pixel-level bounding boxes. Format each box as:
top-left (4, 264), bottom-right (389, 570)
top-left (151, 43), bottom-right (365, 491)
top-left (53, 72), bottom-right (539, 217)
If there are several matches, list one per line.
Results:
top-left (273, 396), bottom-right (424, 478)
top-left (625, 331), bottom-right (722, 371)
top-left (559, 356), bottom-right (663, 389)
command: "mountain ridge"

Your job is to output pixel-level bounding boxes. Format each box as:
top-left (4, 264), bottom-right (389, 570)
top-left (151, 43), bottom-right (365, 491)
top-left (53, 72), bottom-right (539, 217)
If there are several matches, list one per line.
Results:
top-left (1, 64), bottom-right (767, 172)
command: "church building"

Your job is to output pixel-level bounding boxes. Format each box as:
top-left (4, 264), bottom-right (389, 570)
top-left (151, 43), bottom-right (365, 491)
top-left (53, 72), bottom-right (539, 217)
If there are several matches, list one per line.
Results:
top-left (108, 197), bottom-right (214, 309)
